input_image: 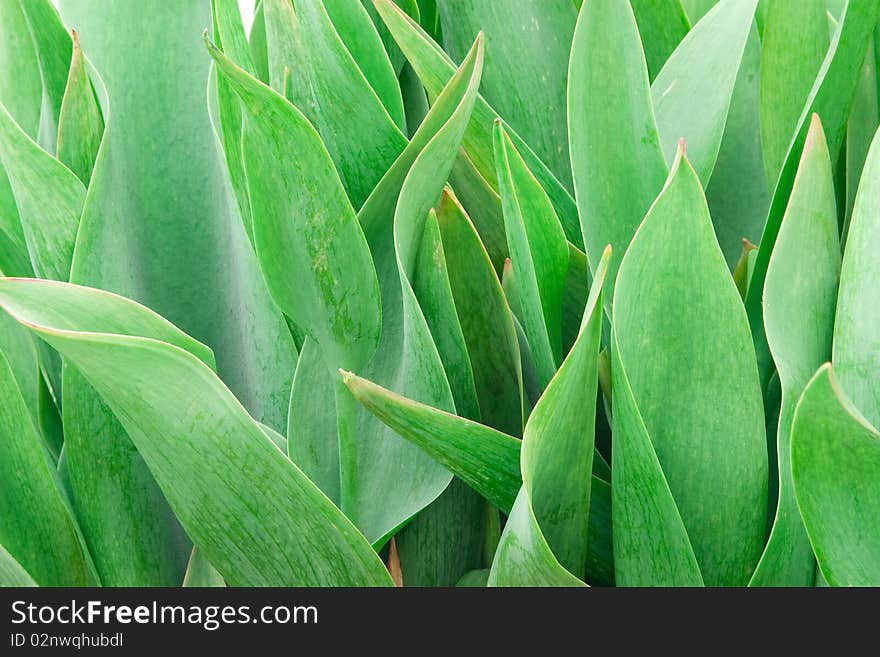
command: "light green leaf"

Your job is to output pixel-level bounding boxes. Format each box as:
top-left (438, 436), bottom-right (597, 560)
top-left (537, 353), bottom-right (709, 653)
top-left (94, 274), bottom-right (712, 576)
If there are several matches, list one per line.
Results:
top-left (651, 0), bottom-right (759, 184)
top-left (843, 37), bottom-right (878, 240)
top-left (0, 100), bottom-right (83, 282)
top-left (612, 145), bottom-right (767, 586)
top-left (1, 279), bottom-right (392, 587)
top-left (834, 123), bottom-right (880, 427)
top-left (792, 364), bottom-right (880, 586)
top-left (0, 0), bottom-right (42, 138)
top-left (759, 0), bottom-right (830, 187)
top-left (751, 115), bottom-right (840, 587)
top-left (568, 0), bottom-right (667, 292)
top-left (0, 543), bottom-right (37, 587)
top-left (494, 122), bottom-right (569, 389)
top-left (182, 547), bottom-right (226, 588)
top-left (56, 31), bottom-right (104, 185)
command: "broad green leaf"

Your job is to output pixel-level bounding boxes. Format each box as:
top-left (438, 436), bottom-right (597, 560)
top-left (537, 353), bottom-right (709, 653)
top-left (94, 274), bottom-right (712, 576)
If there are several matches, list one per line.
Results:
top-left (435, 189), bottom-right (522, 437)
top-left (751, 116), bottom-right (840, 587)
top-left (759, 0), bottom-right (829, 187)
top-left (249, 0), bottom-right (269, 83)
top-left (56, 31), bottom-right (104, 185)
top-left (0, 0), bottom-right (41, 138)
top-left (0, 346), bottom-right (89, 586)
top-left (680, 0), bottom-right (718, 23)
top-left (208, 38), bottom-right (382, 374)
top-left (745, 0), bottom-right (880, 391)
top-left (1, 281), bottom-right (392, 587)
top-left (19, 0), bottom-right (73, 152)
top-left (704, 25), bottom-right (769, 267)
top-left (362, 0), bottom-right (421, 76)
top-left (437, 0), bottom-right (578, 188)
top-left (568, 0), bottom-right (667, 291)
top-left (0, 543), bottom-right (37, 587)
top-left (792, 364), bottom-right (880, 586)
top-left (651, 0), bottom-right (759, 184)
top-left (57, 0), bottom-right (296, 585)
top-left (494, 123), bottom-right (569, 389)
top-left (456, 569), bottom-right (489, 587)
top-left (264, 0), bottom-right (407, 209)
top-left (374, 0), bottom-right (584, 248)
top-left (490, 246), bottom-right (609, 586)
top-left (183, 548), bottom-right (226, 588)
top-left (323, 0), bottom-right (406, 130)
top-left (0, 101), bottom-right (83, 281)
top-left (629, 0), bottom-right (690, 81)
top-left (833, 124), bottom-right (880, 427)
top-left (613, 146), bottom-right (767, 586)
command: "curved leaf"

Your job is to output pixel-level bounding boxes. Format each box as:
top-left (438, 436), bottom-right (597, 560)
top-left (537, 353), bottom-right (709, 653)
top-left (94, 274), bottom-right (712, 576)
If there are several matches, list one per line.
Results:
top-left (56, 31), bottom-right (104, 185)
top-left (833, 124), bottom-right (880, 426)
top-left (612, 145), bottom-right (767, 586)
top-left (1, 280), bottom-right (392, 587)
top-left (568, 0), bottom-right (667, 290)
top-left (629, 0), bottom-right (690, 81)
top-left (751, 115), bottom-right (840, 586)
top-left (792, 364), bottom-right (880, 586)
top-left (651, 0), bottom-right (758, 184)
top-left (0, 543), bottom-right (37, 587)
top-left (0, 101), bottom-right (83, 281)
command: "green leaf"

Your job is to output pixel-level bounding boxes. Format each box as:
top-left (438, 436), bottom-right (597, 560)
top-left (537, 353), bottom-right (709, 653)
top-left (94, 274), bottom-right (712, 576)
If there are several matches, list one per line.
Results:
top-left (629, 0), bottom-right (690, 81)
top-left (0, 543), bottom-right (37, 587)
top-left (489, 246), bottom-right (609, 586)
top-left (651, 0), bottom-right (759, 184)
top-left (568, 0), bottom-right (667, 292)
top-left (19, 0), bottom-right (73, 152)
top-left (792, 364), bottom-right (880, 586)
top-left (745, 0), bottom-right (880, 391)
top-left (612, 145), bottom-right (767, 586)
top-left (0, 0), bottom-right (42, 138)
top-left (1, 279), bottom-right (392, 587)
top-left (374, 0), bottom-right (584, 249)
top-left (834, 123), bottom-right (880, 427)
top-left (435, 189), bottom-right (522, 437)
top-left (323, 0), bottom-right (406, 130)
top-left (208, 38), bottom-right (382, 374)
top-left (264, 0), bottom-right (407, 209)
top-left (759, 0), bottom-right (830, 187)
top-left (0, 101), bottom-right (83, 282)
top-left (751, 115), bottom-right (840, 587)
top-left (249, 0), bottom-right (269, 83)
top-left (56, 31), bottom-right (104, 185)
top-left (437, 0), bottom-right (578, 188)
top-left (494, 122), bottom-right (569, 389)
top-left (57, 0), bottom-right (297, 584)
top-left (0, 344), bottom-right (90, 586)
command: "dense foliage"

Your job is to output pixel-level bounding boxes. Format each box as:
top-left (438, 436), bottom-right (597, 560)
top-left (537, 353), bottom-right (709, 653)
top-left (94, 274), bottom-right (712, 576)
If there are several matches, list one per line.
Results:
top-left (0, 0), bottom-right (878, 587)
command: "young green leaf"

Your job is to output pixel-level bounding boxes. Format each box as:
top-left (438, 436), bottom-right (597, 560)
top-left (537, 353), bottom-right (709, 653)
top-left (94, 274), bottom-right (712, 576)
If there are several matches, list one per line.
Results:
top-left (494, 123), bottom-right (569, 389)
top-left (56, 31), bottom-right (104, 185)
top-left (612, 144), bottom-right (767, 586)
top-left (568, 0), bottom-right (667, 291)
top-left (792, 364), bottom-right (880, 586)
top-left (751, 115), bottom-right (840, 587)
top-left (0, 101), bottom-right (83, 281)
top-left (629, 0), bottom-right (690, 81)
